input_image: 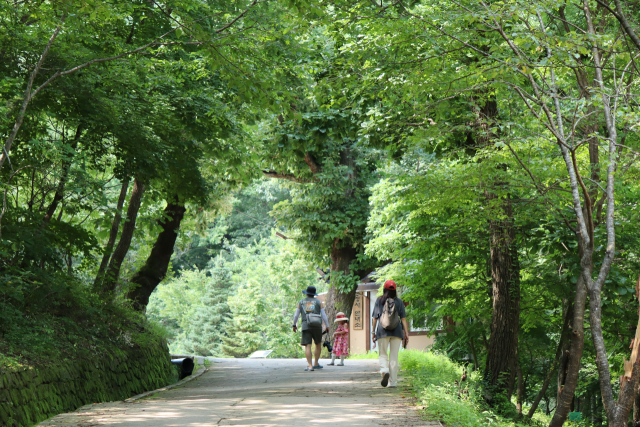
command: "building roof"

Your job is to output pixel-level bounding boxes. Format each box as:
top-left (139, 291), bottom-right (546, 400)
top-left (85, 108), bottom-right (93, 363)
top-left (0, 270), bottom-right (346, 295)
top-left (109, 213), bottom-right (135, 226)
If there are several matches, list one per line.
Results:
top-left (357, 282), bottom-right (379, 292)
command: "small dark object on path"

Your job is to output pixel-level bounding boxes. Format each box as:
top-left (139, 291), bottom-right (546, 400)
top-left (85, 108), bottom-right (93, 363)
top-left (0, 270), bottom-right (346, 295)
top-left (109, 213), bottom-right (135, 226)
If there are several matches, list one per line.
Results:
top-left (171, 358), bottom-right (195, 380)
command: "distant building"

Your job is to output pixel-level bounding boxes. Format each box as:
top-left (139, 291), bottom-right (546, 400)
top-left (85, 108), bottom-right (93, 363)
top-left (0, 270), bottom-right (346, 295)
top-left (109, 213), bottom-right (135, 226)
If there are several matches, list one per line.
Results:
top-left (317, 276), bottom-right (444, 354)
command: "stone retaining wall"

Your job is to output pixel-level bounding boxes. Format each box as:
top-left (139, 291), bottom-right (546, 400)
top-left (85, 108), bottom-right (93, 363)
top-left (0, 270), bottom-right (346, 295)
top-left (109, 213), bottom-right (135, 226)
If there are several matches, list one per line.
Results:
top-left (0, 341), bottom-right (176, 426)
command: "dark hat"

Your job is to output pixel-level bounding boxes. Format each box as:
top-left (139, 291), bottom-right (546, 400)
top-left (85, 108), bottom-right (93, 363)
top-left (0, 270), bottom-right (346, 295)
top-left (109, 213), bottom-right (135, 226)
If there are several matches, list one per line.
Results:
top-left (302, 285), bottom-right (318, 296)
top-left (384, 280), bottom-right (396, 290)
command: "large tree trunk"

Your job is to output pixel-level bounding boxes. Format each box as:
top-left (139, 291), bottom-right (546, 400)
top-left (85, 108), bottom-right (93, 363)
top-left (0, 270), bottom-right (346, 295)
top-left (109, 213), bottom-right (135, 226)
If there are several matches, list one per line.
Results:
top-left (100, 177), bottom-right (144, 293)
top-left (468, 96), bottom-right (522, 403)
top-left (323, 144), bottom-right (361, 335)
top-left (126, 200), bottom-right (186, 310)
top-left (93, 177), bottom-right (130, 290)
top-left (323, 239), bottom-right (359, 337)
top-left (483, 192), bottom-right (521, 402)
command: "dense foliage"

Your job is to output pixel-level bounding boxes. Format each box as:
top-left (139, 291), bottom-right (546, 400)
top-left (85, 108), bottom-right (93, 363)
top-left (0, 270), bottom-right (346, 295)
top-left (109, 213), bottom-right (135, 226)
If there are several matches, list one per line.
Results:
top-left (3, 0), bottom-right (640, 425)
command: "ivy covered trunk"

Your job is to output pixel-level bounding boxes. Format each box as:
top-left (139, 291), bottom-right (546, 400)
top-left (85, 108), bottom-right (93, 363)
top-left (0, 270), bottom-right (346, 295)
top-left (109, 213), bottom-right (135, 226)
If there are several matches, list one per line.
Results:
top-left (323, 240), bottom-right (358, 337)
top-left (127, 201), bottom-right (186, 310)
top-left (483, 192), bottom-right (520, 402)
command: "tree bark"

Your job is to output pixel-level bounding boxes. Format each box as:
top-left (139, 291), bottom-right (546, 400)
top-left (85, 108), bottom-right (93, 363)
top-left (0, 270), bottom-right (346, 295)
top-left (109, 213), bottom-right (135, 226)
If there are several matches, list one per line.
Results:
top-left (556, 300), bottom-right (574, 399)
top-left (126, 200), bottom-right (186, 310)
top-left (633, 380), bottom-right (640, 427)
top-left (93, 177), bottom-right (130, 290)
top-left (483, 191), bottom-right (521, 402)
top-left (550, 267), bottom-right (588, 426)
top-left (101, 177), bottom-right (144, 293)
top-left (580, 4), bottom-right (638, 424)
top-left (466, 95), bottom-right (522, 403)
top-left (323, 240), bottom-right (359, 336)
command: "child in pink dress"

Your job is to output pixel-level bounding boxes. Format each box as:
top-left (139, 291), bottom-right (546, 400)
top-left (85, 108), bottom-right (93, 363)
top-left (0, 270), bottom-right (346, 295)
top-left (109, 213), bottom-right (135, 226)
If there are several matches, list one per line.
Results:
top-left (328, 312), bottom-right (349, 366)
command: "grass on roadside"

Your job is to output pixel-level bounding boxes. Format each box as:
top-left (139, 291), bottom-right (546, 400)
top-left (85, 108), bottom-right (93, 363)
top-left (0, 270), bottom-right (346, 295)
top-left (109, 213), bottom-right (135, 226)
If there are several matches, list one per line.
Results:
top-left (349, 351), bottom-right (379, 359)
top-left (355, 350), bottom-right (551, 427)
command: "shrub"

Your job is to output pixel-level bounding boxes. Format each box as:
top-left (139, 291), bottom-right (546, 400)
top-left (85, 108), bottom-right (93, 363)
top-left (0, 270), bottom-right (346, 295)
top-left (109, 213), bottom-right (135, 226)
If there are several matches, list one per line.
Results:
top-left (400, 350), bottom-right (546, 427)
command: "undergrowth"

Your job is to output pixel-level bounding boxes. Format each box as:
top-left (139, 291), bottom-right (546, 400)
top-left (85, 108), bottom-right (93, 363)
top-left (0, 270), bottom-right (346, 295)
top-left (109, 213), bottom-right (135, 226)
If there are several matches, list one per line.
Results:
top-left (0, 266), bottom-right (169, 370)
top-left (353, 350), bottom-right (552, 426)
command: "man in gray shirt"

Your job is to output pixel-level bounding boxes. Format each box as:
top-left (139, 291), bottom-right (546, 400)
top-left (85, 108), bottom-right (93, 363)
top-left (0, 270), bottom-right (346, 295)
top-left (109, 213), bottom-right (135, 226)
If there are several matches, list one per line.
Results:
top-left (293, 286), bottom-right (329, 371)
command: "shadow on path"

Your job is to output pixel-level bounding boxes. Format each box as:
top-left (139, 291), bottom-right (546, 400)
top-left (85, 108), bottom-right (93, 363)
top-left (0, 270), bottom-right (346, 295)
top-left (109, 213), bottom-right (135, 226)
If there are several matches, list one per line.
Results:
top-left (40, 358), bottom-right (436, 426)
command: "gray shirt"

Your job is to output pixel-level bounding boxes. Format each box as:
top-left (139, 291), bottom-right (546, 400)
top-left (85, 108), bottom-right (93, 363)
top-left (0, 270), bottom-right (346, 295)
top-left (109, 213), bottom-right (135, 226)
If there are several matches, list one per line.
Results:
top-left (293, 297), bottom-right (329, 331)
top-left (372, 297), bottom-right (406, 339)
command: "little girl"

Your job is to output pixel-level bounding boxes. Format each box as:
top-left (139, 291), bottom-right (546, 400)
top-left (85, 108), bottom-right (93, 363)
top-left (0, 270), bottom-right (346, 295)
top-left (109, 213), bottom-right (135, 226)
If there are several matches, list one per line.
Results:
top-left (328, 312), bottom-right (349, 366)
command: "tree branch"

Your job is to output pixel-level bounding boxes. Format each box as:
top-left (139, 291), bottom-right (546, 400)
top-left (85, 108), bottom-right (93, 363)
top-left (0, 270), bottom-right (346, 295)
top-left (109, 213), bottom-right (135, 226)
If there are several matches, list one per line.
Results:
top-left (262, 170), bottom-right (312, 183)
top-left (304, 152), bottom-right (321, 175)
top-left (0, 13), bottom-right (204, 172)
top-left (595, 0), bottom-right (640, 53)
top-left (0, 16), bottom-right (65, 171)
top-left (215, 0), bottom-right (262, 34)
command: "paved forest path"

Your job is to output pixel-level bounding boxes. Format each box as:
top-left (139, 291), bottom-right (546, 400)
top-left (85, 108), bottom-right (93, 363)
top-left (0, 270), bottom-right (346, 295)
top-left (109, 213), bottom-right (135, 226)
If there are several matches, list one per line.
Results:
top-left (39, 358), bottom-right (437, 426)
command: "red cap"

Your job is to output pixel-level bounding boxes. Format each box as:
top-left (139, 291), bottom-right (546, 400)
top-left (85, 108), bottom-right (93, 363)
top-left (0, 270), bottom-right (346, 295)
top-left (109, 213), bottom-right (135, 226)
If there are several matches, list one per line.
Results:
top-left (384, 280), bottom-right (396, 290)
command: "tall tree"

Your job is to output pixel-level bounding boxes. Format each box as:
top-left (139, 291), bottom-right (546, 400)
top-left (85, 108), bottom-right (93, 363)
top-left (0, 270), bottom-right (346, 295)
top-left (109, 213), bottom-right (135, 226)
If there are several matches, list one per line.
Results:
top-left (265, 108), bottom-right (378, 328)
top-left (182, 258), bottom-right (233, 356)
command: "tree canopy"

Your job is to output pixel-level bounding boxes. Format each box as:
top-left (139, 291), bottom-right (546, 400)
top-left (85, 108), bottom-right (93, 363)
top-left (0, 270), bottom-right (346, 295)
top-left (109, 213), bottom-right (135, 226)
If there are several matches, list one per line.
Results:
top-left (3, 0), bottom-right (640, 425)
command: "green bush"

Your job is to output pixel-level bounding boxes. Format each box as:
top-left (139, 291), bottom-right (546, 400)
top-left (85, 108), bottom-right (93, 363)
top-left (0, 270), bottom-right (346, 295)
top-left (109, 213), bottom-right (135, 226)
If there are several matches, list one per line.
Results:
top-left (400, 350), bottom-right (548, 427)
top-left (0, 266), bottom-right (164, 366)
top-left (0, 266), bottom-right (176, 426)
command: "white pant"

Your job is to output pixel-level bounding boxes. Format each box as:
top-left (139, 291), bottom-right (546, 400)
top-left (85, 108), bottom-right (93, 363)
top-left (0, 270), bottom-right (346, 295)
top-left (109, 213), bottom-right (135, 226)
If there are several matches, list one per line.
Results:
top-left (377, 337), bottom-right (402, 386)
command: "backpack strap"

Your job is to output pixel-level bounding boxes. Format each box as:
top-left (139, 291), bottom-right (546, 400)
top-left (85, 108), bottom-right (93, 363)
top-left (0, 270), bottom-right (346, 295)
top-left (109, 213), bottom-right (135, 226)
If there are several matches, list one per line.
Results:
top-left (299, 301), bottom-right (308, 324)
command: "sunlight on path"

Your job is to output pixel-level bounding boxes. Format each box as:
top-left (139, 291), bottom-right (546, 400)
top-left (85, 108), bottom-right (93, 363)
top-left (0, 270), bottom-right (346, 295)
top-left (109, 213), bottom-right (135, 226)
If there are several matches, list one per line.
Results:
top-left (39, 358), bottom-right (438, 426)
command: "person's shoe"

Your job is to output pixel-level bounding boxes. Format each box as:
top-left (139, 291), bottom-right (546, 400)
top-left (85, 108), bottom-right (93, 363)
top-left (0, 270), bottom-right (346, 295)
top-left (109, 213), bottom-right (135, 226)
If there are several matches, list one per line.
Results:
top-left (387, 384), bottom-right (397, 388)
top-left (304, 367), bottom-right (314, 371)
top-left (337, 362), bottom-right (344, 366)
top-left (327, 361), bottom-right (334, 366)
top-left (313, 364), bottom-right (323, 369)
top-left (381, 372), bottom-right (390, 387)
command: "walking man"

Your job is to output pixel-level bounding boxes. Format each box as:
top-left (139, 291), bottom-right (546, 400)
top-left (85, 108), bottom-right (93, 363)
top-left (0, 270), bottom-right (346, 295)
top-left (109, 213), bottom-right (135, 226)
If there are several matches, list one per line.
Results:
top-left (293, 285), bottom-right (329, 371)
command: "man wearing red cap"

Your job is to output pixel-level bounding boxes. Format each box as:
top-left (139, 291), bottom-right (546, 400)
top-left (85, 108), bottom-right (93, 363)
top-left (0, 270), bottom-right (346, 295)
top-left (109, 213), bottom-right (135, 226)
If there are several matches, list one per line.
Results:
top-left (371, 280), bottom-right (409, 387)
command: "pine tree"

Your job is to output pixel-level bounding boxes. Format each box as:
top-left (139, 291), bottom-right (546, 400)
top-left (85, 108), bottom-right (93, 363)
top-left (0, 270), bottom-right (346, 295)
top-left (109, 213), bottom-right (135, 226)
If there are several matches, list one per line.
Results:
top-left (219, 317), bottom-right (262, 358)
top-left (182, 258), bottom-right (233, 356)
top-left (220, 284), bottom-right (263, 357)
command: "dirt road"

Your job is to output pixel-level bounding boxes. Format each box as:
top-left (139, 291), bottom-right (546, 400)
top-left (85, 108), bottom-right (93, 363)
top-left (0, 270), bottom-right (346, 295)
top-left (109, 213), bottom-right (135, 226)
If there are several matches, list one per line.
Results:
top-left (39, 358), bottom-right (436, 426)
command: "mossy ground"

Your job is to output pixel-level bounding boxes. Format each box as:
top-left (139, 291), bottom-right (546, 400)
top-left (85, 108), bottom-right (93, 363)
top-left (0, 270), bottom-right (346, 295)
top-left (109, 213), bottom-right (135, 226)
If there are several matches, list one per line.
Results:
top-left (0, 270), bottom-right (177, 426)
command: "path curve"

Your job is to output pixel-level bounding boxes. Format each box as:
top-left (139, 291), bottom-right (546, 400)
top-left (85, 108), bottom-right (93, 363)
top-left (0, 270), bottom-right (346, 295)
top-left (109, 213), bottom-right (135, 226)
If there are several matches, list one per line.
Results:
top-left (39, 358), bottom-right (435, 426)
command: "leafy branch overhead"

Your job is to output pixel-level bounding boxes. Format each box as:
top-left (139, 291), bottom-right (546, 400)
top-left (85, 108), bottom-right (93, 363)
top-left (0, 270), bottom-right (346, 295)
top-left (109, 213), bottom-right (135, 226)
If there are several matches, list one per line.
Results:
top-left (2, 1), bottom-right (640, 426)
